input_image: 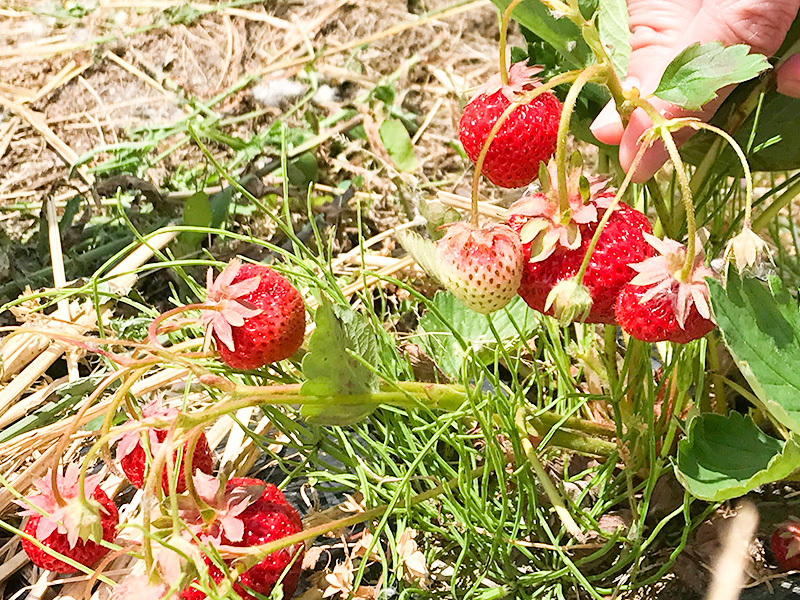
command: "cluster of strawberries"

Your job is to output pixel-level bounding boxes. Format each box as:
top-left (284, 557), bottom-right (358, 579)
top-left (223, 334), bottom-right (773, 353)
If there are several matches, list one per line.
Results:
top-left (19, 262), bottom-right (309, 598)
top-left (443, 63), bottom-right (715, 343)
top-left (20, 416), bottom-right (304, 599)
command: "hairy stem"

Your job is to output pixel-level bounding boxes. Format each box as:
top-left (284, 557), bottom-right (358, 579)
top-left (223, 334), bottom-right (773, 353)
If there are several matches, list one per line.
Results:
top-left (660, 128), bottom-right (697, 281)
top-left (498, 0), bottom-right (526, 85)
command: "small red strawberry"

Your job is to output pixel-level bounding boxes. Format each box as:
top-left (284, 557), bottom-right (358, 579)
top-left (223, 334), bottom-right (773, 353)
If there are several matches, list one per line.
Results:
top-left (771, 518), bottom-right (800, 571)
top-left (435, 222), bottom-right (523, 314)
top-left (18, 464), bottom-right (119, 573)
top-left (180, 474), bottom-right (304, 600)
top-left (614, 234), bottom-right (716, 343)
top-left (459, 62), bottom-right (562, 188)
top-left (203, 259), bottom-right (306, 370)
top-left (116, 401), bottom-right (213, 494)
top-left (507, 163), bottom-right (654, 323)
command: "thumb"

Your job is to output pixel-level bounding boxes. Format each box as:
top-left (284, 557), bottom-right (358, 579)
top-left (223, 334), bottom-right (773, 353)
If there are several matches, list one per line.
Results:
top-left (777, 52), bottom-right (800, 98)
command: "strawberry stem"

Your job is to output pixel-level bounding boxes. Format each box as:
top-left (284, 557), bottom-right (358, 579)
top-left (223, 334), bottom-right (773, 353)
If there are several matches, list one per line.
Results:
top-left (469, 70), bottom-right (580, 227)
top-left (516, 408), bottom-right (585, 541)
top-left (148, 303), bottom-right (211, 349)
top-left (573, 132), bottom-right (654, 285)
top-left (660, 127), bottom-right (697, 282)
top-left (498, 0), bottom-right (526, 86)
top-left (554, 64), bottom-right (603, 215)
top-left (687, 121), bottom-right (754, 229)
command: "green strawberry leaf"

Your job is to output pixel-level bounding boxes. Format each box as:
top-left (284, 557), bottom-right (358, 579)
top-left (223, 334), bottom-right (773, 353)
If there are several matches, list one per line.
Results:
top-left (675, 412), bottom-right (800, 501)
top-left (490, 0), bottom-right (592, 69)
top-left (597, 0), bottom-right (630, 78)
top-left (415, 292), bottom-right (541, 378)
top-left (709, 271), bottom-right (800, 435)
top-left (300, 300), bottom-right (380, 425)
top-left (181, 191), bottom-right (212, 246)
top-left (395, 230), bottom-right (440, 283)
top-left (379, 119), bottom-right (417, 172)
top-left (654, 42), bottom-right (771, 110)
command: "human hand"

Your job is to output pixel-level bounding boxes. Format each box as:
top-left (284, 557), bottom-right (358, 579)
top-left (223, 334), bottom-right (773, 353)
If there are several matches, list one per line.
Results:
top-left (590, 0), bottom-right (800, 182)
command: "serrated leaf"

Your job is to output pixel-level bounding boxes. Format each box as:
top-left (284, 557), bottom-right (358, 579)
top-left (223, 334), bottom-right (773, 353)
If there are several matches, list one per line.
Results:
top-left (395, 230), bottom-right (440, 283)
top-left (300, 301), bottom-right (379, 425)
top-left (379, 119), bottom-right (417, 172)
top-left (709, 272), bottom-right (800, 435)
top-left (597, 0), bottom-right (630, 78)
top-left (675, 412), bottom-right (800, 501)
top-left (415, 292), bottom-right (542, 378)
top-left (490, 0), bottom-right (592, 69)
top-left (654, 42), bottom-right (770, 110)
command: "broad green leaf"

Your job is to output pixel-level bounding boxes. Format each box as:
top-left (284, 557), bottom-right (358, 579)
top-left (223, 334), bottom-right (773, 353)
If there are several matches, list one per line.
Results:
top-left (416, 292), bottom-right (542, 378)
top-left (709, 272), bottom-right (800, 435)
top-left (181, 191), bottom-right (212, 246)
top-left (379, 119), bottom-right (417, 172)
top-left (209, 186), bottom-right (232, 229)
top-left (681, 85), bottom-right (800, 172)
top-left (395, 230), bottom-right (440, 283)
top-left (300, 301), bottom-right (379, 425)
top-left (287, 152), bottom-right (319, 188)
top-left (597, 0), bottom-right (630, 77)
top-left (675, 412), bottom-right (800, 501)
top-left (654, 42), bottom-right (770, 110)
top-left (490, 0), bottom-right (592, 69)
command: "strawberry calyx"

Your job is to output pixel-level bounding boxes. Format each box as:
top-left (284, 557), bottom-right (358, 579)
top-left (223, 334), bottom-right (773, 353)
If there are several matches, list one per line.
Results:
top-left (544, 277), bottom-right (593, 325)
top-left (17, 463), bottom-right (108, 548)
top-left (202, 259), bottom-right (264, 352)
top-left (115, 399), bottom-right (179, 461)
top-left (627, 234), bottom-right (715, 330)
top-left (180, 472), bottom-right (266, 545)
top-left (723, 226), bottom-right (773, 277)
top-left (509, 161), bottom-right (615, 263)
top-left (471, 62), bottom-right (545, 104)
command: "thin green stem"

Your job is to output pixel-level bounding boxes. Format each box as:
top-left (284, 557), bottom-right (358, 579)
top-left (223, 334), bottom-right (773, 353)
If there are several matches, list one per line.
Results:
top-left (516, 408), bottom-right (584, 541)
top-left (498, 0), bottom-right (525, 85)
top-left (574, 130), bottom-right (654, 285)
top-left (660, 128), bottom-right (697, 281)
top-left (554, 64), bottom-right (603, 214)
top-left (688, 121), bottom-right (754, 227)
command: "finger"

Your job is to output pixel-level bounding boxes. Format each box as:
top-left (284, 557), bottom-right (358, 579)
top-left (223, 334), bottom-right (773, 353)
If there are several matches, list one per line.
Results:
top-left (777, 53), bottom-right (800, 98)
top-left (618, 95), bottom-right (722, 182)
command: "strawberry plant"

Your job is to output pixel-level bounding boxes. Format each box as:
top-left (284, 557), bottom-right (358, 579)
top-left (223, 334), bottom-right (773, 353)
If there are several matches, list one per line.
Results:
top-left (6, 0), bottom-right (800, 598)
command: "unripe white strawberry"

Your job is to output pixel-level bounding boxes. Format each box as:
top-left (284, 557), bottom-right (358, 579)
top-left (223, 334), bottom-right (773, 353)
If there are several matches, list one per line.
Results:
top-left (434, 222), bottom-right (523, 314)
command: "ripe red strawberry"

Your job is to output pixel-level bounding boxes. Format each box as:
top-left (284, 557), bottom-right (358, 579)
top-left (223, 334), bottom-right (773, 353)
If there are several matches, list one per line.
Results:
top-left (771, 518), bottom-right (800, 571)
top-left (435, 222), bottom-right (523, 314)
top-left (180, 474), bottom-right (304, 600)
top-left (116, 402), bottom-right (213, 494)
top-left (203, 260), bottom-right (306, 370)
top-left (614, 234), bottom-right (716, 343)
top-left (507, 164), bottom-right (654, 323)
top-left (459, 62), bottom-right (561, 188)
top-left (19, 464), bottom-right (119, 573)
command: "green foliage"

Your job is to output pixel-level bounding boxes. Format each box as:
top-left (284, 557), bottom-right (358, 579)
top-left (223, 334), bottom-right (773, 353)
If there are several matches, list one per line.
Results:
top-left (415, 292), bottom-right (541, 378)
top-left (709, 272), bottom-right (800, 435)
top-left (379, 119), bottom-right (418, 172)
top-left (300, 300), bottom-right (380, 425)
top-left (597, 0), bottom-right (630, 77)
top-left (490, 0), bottom-right (592, 69)
top-left (675, 413), bottom-right (800, 501)
top-left (654, 42), bottom-right (771, 110)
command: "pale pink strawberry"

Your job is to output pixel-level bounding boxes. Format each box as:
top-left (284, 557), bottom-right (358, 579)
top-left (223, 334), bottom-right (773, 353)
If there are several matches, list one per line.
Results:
top-left (434, 222), bottom-right (523, 314)
top-left (615, 234), bottom-right (716, 343)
